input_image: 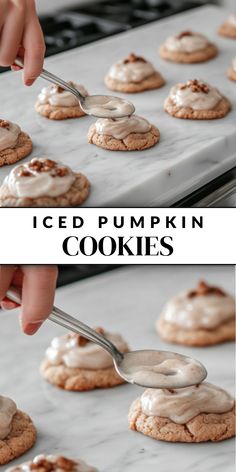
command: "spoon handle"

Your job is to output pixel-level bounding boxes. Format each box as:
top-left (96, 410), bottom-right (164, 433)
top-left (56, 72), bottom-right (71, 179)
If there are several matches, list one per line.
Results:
top-left (13, 57), bottom-right (85, 102)
top-left (6, 286), bottom-right (123, 361)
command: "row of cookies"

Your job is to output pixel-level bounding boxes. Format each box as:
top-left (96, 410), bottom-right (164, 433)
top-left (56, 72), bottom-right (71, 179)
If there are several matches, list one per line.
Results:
top-left (0, 279), bottom-right (235, 469)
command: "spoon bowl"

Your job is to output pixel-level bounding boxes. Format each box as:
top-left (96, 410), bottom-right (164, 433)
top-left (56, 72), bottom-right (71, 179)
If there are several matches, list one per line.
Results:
top-left (114, 350), bottom-right (207, 389)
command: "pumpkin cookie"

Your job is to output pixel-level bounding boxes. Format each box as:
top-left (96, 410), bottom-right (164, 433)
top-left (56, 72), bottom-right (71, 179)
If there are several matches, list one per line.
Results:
top-left (105, 53), bottom-right (165, 93)
top-left (160, 30), bottom-right (218, 63)
top-left (156, 280), bottom-right (235, 347)
top-left (6, 454), bottom-right (98, 472)
top-left (0, 395), bottom-right (36, 465)
top-left (129, 382), bottom-right (235, 443)
top-left (0, 157), bottom-right (90, 207)
top-left (228, 57), bottom-right (236, 81)
top-left (164, 79), bottom-right (231, 120)
top-left (35, 82), bottom-right (88, 120)
top-left (40, 328), bottom-right (129, 391)
top-left (88, 115), bottom-right (160, 151)
top-left (0, 119), bottom-right (32, 167)
top-left (218, 13), bottom-right (236, 39)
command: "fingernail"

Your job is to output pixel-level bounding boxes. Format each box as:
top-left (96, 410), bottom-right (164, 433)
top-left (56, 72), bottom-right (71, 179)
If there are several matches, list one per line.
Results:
top-left (23, 322), bottom-right (42, 335)
top-left (25, 79), bottom-right (34, 86)
top-left (1, 301), bottom-right (18, 310)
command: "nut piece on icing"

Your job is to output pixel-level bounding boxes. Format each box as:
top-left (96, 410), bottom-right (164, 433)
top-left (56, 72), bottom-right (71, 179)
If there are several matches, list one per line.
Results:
top-left (0, 119), bottom-right (10, 129)
top-left (30, 457), bottom-right (77, 472)
top-left (68, 327), bottom-right (105, 347)
top-left (18, 159), bottom-right (69, 178)
top-left (123, 53), bottom-right (147, 64)
top-left (176, 30), bottom-right (193, 39)
top-left (188, 280), bottom-right (226, 298)
top-left (180, 79), bottom-right (209, 94)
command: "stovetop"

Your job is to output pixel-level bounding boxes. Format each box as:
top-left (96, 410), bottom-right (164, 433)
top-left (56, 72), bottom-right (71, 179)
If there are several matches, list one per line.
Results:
top-left (40, 0), bottom-right (217, 57)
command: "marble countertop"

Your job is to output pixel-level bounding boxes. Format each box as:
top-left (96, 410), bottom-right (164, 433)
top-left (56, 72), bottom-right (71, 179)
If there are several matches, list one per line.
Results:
top-left (0, 6), bottom-right (236, 206)
top-left (0, 265), bottom-right (235, 472)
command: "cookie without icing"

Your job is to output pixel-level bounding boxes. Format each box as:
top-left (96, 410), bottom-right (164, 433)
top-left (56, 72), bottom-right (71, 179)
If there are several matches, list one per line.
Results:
top-left (0, 132), bottom-right (32, 167)
top-left (128, 398), bottom-right (236, 443)
top-left (88, 124), bottom-right (160, 151)
top-left (0, 410), bottom-right (37, 465)
top-left (159, 43), bottom-right (218, 64)
top-left (0, 172), bottom-right (90, 208)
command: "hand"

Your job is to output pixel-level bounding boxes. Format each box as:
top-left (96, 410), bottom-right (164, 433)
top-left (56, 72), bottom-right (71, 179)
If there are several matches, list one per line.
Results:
top-left (0, 265), bottom-right (58, 334)
top-left (0, 0), bottom-right (45, 85)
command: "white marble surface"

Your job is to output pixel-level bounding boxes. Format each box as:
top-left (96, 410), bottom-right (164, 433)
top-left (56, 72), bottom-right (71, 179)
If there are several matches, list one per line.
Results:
top-left (0, 265), bottom-right (235, 472)
top-left (0, 5), bottom-right (236, 206)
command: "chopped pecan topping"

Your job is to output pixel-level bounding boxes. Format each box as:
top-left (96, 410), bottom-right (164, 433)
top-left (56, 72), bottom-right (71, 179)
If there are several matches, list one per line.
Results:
top-left (30, 457), bottom-right (77, 472)
top-left (188, 280), bottom-right (226, 298)
top-left (0, 119), bottom-right (10, 129)
top-left (27, 159), bottom-right (68, 177)
top-left (176, 30), bottom-right (193, 39)
top-left (51, 167), bottom-right (69, 177)
top-left (123, 53), bottom-right (147, 64)
top-left (68, 327), bottom-right (105, 347)
top-left (54, 85), bottom-right (65, 94)
top-left (68, 332), bottom-right (89, 347)
top-left (55, 457), bottom-right (77, 471)
top-left (180, 79), bottom-right (209, 94)
top-left (18, 169), bottom-right (32, 177)
top-left (30, 459), bottom-right (55, 472)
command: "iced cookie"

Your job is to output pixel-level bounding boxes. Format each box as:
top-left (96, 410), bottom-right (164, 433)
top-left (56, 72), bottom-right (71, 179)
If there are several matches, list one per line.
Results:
top-left (35, 82), bottom-right (88, 120)
top-left (164, 79), bottom-right (230, 120)
top-left (0, 119), bottom-right (32, 167)
top-left (88, 115), bottom-right (160, 151)
top-left (129, 382), bottom-right (235, 443)
top-left (104, 53), bottom-right (165, 93)
top-left (0, 157), bottom-right (90, 207)
top-left (218, 13), bottom-right (236, 39)
top-left (160, 31), bottom-right (218, 63)
top-left (228, 57), bottom-right (236, 81)
top-left (0, 395), bottom-right (36, 465)
top-left (40, 328), bottom-right (129, 391)
top-left (156, 280), bottom-right (235, 347)
top-left (6, 454), bottom-right (98, 472)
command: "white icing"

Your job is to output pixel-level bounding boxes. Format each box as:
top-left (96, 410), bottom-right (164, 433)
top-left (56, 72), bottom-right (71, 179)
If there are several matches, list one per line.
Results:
top-left (108, 59), bottom-right (155, 83)
top-left (169, 82), bottom-right (222, 110)
top-left (6, 455), bottom-right (98, 472)
top-left (164, 32), bottom-right (209, 53)
top-left (0, 121), bottom-right (21, 152)
top-left (227, 13), bottom-right (236, 28)
top-left (161, 290), bottom-right (235, 329)
top-left (85, 96), bottom-right (134, 118)
top-left (0, 395), bottom-right (17, 440)
top-left (37, 83), bottom-right (88, 107)
top-left (232, 57), bottom-right (236, 72)
top-left (5, 158), bottom-right (76, 199)
top-left (95, 115), bottom-right (151, 139)
top-left (140, 382), bottom-right (234, 424)
top-left (45, 331), bottom-right (128, 369)
top-left (121, 351), bottom-right (206, 388)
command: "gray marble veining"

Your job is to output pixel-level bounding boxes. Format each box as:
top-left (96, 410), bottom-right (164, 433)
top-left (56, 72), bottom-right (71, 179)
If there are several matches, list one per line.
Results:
top-left (0, 265), bottom-right (235, 472)
top-left (0, 6), bottom-right (236, 206)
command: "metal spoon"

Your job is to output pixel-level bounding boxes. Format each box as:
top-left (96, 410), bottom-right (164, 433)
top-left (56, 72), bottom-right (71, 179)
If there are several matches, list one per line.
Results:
top-left (6, 287), bottom-right (207, 389)
top-left (14, 58), bottom-right (135, 119)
